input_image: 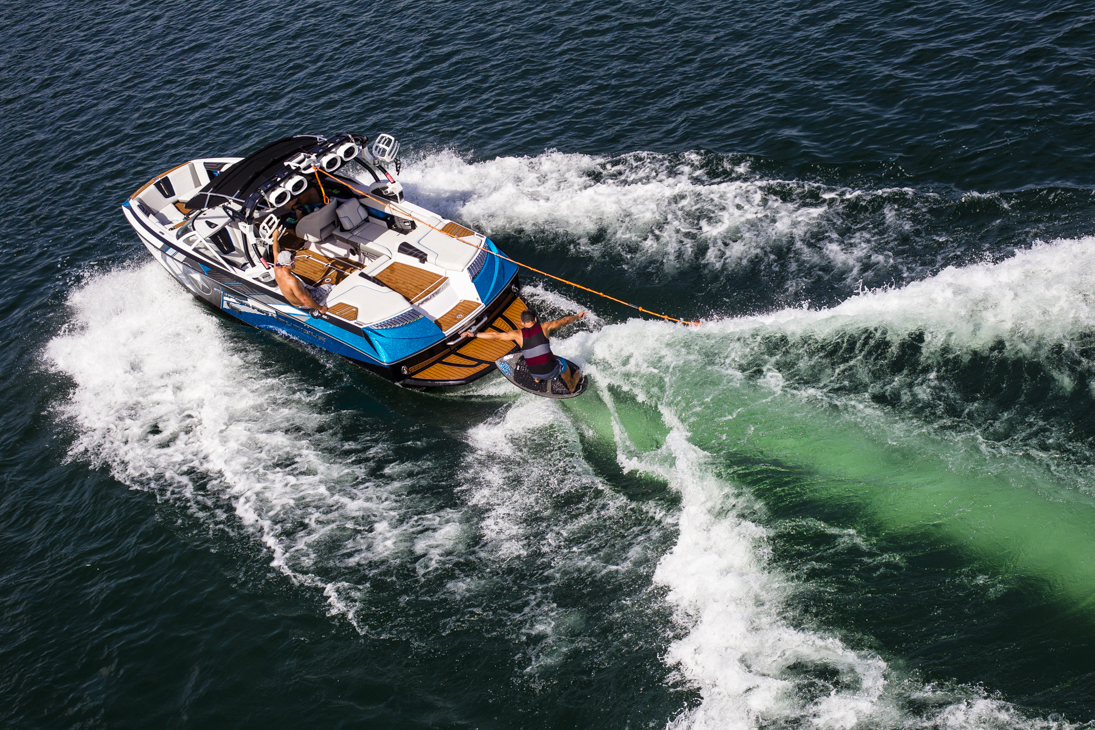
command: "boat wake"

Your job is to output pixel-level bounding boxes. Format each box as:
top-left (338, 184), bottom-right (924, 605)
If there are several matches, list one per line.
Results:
top-left (400, 148), bottom-right (1039, 312)
top-left (44, 149), bottom-right (1095, 729)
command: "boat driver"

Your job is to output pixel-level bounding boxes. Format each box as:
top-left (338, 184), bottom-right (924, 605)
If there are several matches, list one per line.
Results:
top-left (461, 309), bottom-right (586, 380)
top-left (272, 230), bottom-right (331, 316)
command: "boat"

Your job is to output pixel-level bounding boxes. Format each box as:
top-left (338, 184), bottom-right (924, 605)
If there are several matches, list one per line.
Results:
top-left (122, 132), bottom-right (528, 387)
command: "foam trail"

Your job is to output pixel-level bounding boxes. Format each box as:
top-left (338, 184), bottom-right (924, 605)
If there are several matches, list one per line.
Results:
top-left (453, 395), bottom-right (670, 676)
top-left (399, 149), bottom-right (903, 285)
top-left (654, 429), bottom-right (891, 729)
top-left (45, 262), bottom-right (464, 632)
top-left (576, 366), bottom-right (1084, 730)
top-left (758, 235), bottom-right (1095, 350)
top-left (570, 379), bottom-right (1064, 730)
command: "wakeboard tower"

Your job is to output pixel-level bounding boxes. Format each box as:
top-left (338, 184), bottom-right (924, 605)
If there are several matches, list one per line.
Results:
top-left (494, 352), bottom-right (588, 399)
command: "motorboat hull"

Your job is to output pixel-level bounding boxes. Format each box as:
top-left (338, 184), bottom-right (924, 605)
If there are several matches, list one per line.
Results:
top-left (122, 135), bottom-right (526, 388)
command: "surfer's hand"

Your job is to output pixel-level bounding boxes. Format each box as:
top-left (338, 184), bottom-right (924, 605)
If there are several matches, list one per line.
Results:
top-left (460, 331), bottom-right (475, 338)
top-left (577, 311), bottom-right (586, 320)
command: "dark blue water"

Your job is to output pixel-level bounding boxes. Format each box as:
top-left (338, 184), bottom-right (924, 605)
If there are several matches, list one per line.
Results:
top-left (5, 1), bottom-right (1095, 727)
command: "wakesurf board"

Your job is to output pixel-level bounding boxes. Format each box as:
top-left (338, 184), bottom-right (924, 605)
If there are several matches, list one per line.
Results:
top-left (494, 353), bottom-right (588, 399)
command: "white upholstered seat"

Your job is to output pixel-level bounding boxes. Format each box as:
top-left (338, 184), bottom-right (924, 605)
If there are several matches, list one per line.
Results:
top-left (336, 198), bottom-right (368, 231)
top-left (296, 200), bottom-right (339, 242)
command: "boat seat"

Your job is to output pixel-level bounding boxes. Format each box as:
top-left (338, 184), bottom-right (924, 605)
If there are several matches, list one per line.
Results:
top-left (296, 200), bottom-right (339, 242)
top-left (336, 198), bottom-right (369, 231)
top-left (312, 238), bottom-right (381, 263)
top-left (165, 163), bottom-right (202, 200)
top-left (332, 206), bottom-right (395, 259)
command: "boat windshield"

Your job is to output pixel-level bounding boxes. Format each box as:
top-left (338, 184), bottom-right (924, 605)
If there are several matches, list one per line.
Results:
top-left (176, 214), bottom-right (199, 240)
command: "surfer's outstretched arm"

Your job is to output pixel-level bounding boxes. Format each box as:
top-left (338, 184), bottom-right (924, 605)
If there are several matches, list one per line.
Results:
top-left (541, 311), bottom-right (586, 336)
top-left (461, 329), bottom-right (523, 344)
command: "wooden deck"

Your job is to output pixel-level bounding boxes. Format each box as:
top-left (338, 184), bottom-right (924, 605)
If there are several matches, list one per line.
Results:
top-left (292, 251), bottom-right (362, 286)
top-left (409, 296), bottom-right (528, 382)
top-left (373, 262), bottom-right (448, 303)
top-left (441, 221), bottom-right (474, 238)
top-left (326, 302), bottom-right (358, 321)
top-left (435, 300), bottom-right (480, 332)
top-left (298, 255), bottom-right (477, 330)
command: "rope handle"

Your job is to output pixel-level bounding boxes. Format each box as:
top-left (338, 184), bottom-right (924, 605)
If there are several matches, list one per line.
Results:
top-left (318, 169), bottom-right (700, 327)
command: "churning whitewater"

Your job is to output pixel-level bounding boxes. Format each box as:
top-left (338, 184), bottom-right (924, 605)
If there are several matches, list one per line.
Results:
top-left (400, 149), bottom-right (1032, 313)
top-left (45, 150), bottom-right (1095, 729)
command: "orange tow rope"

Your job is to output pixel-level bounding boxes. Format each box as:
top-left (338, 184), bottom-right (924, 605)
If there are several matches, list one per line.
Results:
top-left (314, 168), bottom-right (329, 205)
top-left (319, 169), bottom-right (700, 327)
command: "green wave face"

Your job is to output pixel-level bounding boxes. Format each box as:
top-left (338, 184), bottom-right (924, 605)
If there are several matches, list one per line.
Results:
top-left (565, 239), bottom-right (1095, 615)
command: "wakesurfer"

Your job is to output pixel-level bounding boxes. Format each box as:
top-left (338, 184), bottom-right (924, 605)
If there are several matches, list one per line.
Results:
top-left (462, 309), bottom-right (586, 382)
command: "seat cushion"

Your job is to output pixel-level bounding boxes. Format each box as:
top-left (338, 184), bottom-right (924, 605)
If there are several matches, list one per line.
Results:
top-left (336, 198), bottom-right (368, 231)
top-left (296, 200), bottom-right (339, 242)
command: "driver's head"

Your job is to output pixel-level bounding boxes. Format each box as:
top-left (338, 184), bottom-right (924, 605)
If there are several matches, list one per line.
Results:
top-left (276, 250), bottom-right (295, 268)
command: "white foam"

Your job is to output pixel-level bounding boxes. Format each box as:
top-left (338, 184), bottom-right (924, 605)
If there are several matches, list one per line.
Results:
top-left (45, 262), bottom-right (467, 631)
top-left (399, 149), bottom-right (879, 279)
top-left (813, 236), bottom-right (1095, 350)
top-left (603, 420), bottom-right (892, 730)
top-left (620, 234), bottom-right (1095, 369)
top-left (44, 255), bottom-right (1087, 728)
top-left (456, 395), bottom-right (668, 675)
top-left (460, 396), bottom-right (598, 559)
top-left (612, 406), bottom-right (1072, 730)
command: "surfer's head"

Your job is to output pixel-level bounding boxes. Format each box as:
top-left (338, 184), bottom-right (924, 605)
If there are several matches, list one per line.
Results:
top-left (521, 310), bottom-right (537, 325)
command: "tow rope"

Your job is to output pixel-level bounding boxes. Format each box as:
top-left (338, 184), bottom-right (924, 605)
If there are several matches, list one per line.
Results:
top-left (319, 169), bottom-right (700, 327)
top-left (314, 168), bottom-right (329, 205)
